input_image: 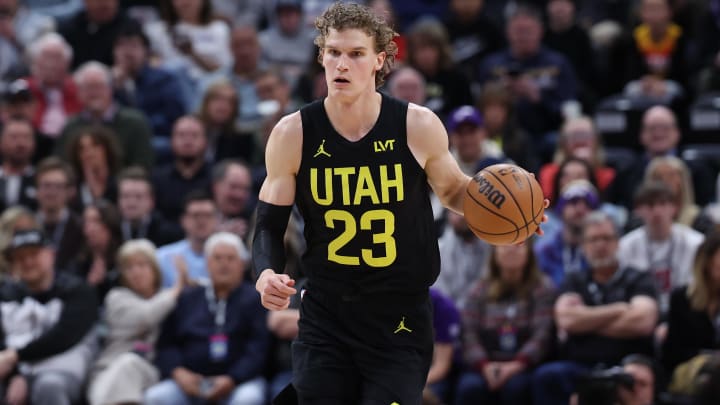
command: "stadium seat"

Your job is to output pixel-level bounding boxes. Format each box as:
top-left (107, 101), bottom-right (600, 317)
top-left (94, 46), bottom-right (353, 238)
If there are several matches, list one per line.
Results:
top-left (688, 92), bottom-right (720, 144)
top-left (603, 146), bottom-right (638, 172)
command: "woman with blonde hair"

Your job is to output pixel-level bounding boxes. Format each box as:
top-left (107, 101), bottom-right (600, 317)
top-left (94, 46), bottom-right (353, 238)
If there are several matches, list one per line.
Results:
top-left (456, 240), bottom-right (555, 404)
top-left (663, 230), bottom-right (720, 393)
top-left (644, 155), bottom-right (713, 232)
top-left (87, 239), bottom-right (186, 405)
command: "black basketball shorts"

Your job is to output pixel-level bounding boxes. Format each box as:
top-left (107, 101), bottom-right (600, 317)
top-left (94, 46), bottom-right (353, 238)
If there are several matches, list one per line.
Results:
top-left (291, 286), bottom-right (434, 405)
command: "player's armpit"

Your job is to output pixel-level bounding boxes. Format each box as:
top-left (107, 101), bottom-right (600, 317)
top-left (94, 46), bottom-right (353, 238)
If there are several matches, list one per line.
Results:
top-left (406, 104), bottom-right (470, 213)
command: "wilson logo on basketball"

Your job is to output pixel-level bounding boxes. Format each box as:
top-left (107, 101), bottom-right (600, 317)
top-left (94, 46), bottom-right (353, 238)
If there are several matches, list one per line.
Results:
top-left (474, 176), bottom-right (506, 209)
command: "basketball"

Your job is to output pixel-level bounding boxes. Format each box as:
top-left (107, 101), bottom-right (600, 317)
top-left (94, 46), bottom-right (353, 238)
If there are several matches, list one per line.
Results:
top-left (463, 163), bottom-right (544, 245)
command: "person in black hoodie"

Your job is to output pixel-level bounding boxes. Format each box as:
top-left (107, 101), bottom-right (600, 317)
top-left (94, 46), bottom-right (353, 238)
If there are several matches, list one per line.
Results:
top-left (543, 0), bottom-right (597, 109)
top-left (58, 0), bottom-right (135, 69)
top-left (0, 228), bottom-right (98, 405)
top-left (406, 17), bottom-right (474, 119)
top-left (443, 0), bottom-right (504, 83)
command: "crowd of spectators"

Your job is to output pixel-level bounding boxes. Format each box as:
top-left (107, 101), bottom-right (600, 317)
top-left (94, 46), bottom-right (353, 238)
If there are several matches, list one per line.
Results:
top-left (3, 0), bottom-right (720, 404)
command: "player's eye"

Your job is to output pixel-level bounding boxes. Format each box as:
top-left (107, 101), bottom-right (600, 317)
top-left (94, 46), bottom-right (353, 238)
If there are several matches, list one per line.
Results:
top-left (351, 51), bottom-right (363, 57)
top-left (328, 49), bottom-right (340, 56)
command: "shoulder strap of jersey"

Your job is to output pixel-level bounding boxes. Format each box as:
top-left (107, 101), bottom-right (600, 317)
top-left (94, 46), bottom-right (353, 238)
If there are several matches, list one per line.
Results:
top-left (380, 92), bottom-right (409, 142)
top-left (299, 98), bottom-right (326, 156)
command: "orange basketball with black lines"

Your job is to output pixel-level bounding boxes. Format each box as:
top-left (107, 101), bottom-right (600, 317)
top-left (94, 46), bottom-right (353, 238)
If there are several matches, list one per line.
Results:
top-left (463, 163), bottom-right (544, 245)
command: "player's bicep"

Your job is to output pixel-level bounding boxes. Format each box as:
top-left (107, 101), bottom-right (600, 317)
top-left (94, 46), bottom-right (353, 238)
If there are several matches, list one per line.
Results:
top-left (407, 105), bottom-right (469, 212)
top-left (259, 113), bottom-right (302, 206)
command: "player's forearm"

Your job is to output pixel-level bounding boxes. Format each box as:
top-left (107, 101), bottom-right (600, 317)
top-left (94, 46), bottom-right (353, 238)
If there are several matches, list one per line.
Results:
top-left (252, 201), bottom-right (292, 276)
top-left (440, 175), bottom-right (471, 214)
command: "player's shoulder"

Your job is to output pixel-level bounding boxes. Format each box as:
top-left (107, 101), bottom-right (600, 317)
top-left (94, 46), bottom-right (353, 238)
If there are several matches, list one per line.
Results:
top-left (269, 111), bottom-right (303, 143)
top-left (406, 103), bottom-right (444, 133)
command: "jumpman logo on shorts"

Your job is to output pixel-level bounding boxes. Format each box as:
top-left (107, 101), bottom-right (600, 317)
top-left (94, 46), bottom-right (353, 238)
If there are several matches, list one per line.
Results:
top-left (313, 139), bottom-right (331, 158)
top-left (393, 317), bottom-right (412, 334)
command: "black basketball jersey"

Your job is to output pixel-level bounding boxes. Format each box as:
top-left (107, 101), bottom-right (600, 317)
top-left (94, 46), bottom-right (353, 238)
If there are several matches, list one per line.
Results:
top-left (295, 93), bottom-right (440, 295)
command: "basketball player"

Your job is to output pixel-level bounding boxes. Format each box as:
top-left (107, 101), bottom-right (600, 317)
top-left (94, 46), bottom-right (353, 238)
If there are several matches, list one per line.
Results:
top-left (253, 3), bottom-right (543, 404)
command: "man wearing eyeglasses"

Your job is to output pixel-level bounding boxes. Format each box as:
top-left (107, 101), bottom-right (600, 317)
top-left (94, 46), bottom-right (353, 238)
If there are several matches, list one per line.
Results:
top-left (532, 210), bottom-right (659, 405)
top-left (156, 190), bottom-right (219, 288)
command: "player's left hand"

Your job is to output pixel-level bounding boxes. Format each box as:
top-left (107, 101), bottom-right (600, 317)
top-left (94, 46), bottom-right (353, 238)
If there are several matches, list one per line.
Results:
top-left (534, 198), bottom-right (550, 236)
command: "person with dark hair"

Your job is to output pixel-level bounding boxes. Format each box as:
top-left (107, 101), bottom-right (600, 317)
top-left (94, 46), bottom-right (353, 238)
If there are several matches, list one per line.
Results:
top-left (533, 211), bottom-right (658, 405)
top-left (145, 0), bottom-right (231, 102)
top-left (477, 82), bottom-right (538, 173)
top-left (152, 115), bottom-right (212, 222)
top-left (535, 179), bottom-right (599, 288)
top-left (197, 80), bottom-right (257, 164)
top-left (58, 0), bottom-right (135, 68)
top-left (543, 0), bottom-right (597, 108)
top-left (258, 0), bottom-right (316, 88)
top-left (200, 25), bottom-right (264, 134)
top-left (112, 20), bottom-right (187, 138)
top-left (34, 156), bottom-right (84, 271)
top-left (477, 3), bottom-right (578, 163)
top-left (405, 17), bottom-right (473, 118)
top-left (74, 200), bottom-right (123, 300)
top-left (0, 228), bottom-right (98, 405)
top-left (65, 126), bottom-right (122, 210)
top-left (117, 166), bottom-right (183, 246)
top-left (156, 190), bottom-right (218, 288)
top-left (0, 116), bottom-right (36, 212)
top-left (212, 159), bottom-right (254, 240)
top-left (456, 240), bottom-right (555, 405)
top-left (445, 105), bottom-right (507, 175)
top-left (619, 181), bottom-right (704, 319)
top-left (442, 0), bottom-right (504, 83)
top-left (618, 354), bottom-right (656, 405)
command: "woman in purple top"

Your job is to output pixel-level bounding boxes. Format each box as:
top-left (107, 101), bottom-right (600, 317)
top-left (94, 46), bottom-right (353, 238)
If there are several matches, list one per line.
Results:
top-left (455, 240), bottom-right (556, 405)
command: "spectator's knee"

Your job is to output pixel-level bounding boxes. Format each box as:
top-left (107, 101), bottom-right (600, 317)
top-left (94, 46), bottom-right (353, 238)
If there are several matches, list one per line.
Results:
top-left (227, 378), bottom-right (266, 405)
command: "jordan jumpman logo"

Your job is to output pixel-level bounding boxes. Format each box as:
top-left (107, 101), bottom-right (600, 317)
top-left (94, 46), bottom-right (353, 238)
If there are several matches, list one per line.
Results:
top-left (313, 139), bottom-right (331, 158)
top-left (394, 317), bottom-right (412, 334)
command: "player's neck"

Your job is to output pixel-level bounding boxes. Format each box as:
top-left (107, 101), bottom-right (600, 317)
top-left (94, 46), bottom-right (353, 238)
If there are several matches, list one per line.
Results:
top-left (324, 91), bottom-right (381, 142)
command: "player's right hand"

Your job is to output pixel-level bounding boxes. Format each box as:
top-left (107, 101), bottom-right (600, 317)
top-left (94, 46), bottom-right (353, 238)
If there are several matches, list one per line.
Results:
top-left (256, 269), bottom-right (297, 311)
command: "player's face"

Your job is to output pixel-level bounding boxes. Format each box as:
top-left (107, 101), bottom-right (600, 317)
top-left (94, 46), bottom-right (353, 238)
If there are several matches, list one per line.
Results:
top-left (322, 28), bottom-right (385, 99)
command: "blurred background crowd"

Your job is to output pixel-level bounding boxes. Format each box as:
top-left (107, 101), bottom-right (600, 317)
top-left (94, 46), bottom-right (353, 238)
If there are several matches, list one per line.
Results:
top-left (3, 0), bottom-right (720, 404)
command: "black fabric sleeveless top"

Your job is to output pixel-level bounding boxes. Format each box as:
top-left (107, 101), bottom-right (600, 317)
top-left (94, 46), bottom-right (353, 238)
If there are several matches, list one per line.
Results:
top-left (295, 93), bottom-right (440, 296)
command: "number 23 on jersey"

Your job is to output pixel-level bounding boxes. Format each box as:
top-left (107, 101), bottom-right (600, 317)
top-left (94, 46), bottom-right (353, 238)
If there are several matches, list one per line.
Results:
top-left (324, 209), bottom-right (397, 267)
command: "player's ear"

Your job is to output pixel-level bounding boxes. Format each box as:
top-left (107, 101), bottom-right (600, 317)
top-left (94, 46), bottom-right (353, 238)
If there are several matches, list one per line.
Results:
top-left (375, 51), bottom-right (386, 72)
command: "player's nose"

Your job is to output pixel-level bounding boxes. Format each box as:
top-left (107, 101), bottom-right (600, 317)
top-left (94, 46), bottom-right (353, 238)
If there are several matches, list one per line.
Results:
top-left (337, 56), bottom-right (348, 71)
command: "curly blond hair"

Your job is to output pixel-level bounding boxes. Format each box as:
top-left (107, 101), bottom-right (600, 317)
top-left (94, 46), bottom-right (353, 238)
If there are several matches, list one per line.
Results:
top-left (314, 2), bottom-right (398, 87)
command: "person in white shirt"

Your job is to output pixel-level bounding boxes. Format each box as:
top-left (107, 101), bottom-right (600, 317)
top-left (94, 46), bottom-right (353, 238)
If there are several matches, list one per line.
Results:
top-left (145, 0), bottom-right (232, 102)
top-left (618, 181), bottom-right (704, 317)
